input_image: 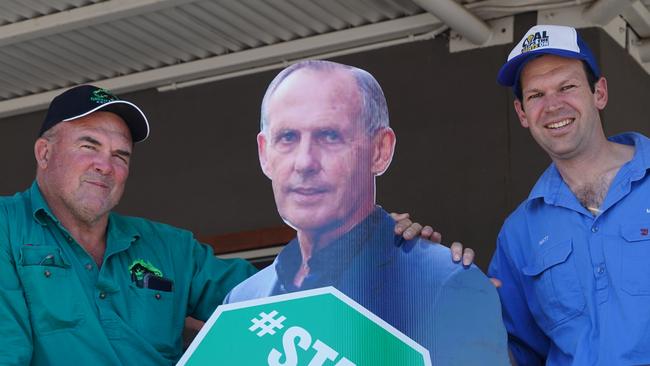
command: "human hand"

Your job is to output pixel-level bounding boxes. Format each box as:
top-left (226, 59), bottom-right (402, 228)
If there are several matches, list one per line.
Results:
top-left (391, 212), bottom-right (442, 242)
top-left (391, 213), bottom-right (475, 266)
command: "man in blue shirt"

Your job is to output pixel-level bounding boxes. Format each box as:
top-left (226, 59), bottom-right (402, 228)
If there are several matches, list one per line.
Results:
top-left (489, 24), bottom-right (650, 365)
top-left (226, 60), bottom-right (509, 365)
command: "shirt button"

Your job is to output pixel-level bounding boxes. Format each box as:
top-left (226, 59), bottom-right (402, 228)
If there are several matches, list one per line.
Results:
top-left (591, 226), bottom-right (599, 233)
top-left (44, 270), bottom-right (51, 278)
top-left (597, 266), bottom-right (606, 274)
top-left (85, 263), bottom-right (93, 271)
top-left (99, 292), bottom-right (107, 299)
top-left (155, 293), bottom-right (161, 300)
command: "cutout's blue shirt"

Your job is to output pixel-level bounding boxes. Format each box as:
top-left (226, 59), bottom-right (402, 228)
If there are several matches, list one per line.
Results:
top-left (227, 207), bottom-right (509, 365)
top-left (489, 132), bottom-right (650, 365)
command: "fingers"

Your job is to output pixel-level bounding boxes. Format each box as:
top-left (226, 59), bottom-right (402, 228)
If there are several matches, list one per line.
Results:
top-left (490, 278), bottom-right (502, 288)
top-left (393, 216), bottom-right (413, 235)
top-left (402, 223), bottom-right (423, 240)
top-left (450, 242), bottom-right (463, 262)
top-left (430, 231), bottom-right (442, 244)
top-left (420, 225), bottom-right (434, 239)
top-left (450, 242), bottom-right (475, 267)
top-left (390, 212), bottom-right (410, 221)
top-left (462, 247), bottom-right (475, 267)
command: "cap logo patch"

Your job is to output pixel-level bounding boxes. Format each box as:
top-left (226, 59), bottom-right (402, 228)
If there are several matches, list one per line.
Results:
top-left (521, 31), bottom-right (549, 54)
top-left (90, 88), bottom-right (118, 104)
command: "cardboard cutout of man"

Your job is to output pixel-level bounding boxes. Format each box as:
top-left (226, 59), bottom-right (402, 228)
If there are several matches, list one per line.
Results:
top-left (226, 60), bottom-right (509, 365)
top-left (0, 84), bottom-right (462, 365)
top-left (489, 25), bottom-right (650, 365)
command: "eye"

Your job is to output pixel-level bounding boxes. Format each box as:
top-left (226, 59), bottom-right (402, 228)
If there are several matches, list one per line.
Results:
top-left (275, 131), bottom-right (298, 145)
top-left (81, 144), bottom-right (97, 151)
top-left (560, 84), bottom-right (576, 92)
top-left (318, 130), bottom-right (342, 144)
top-left (113, 154), bottom-right (129, 164)
top-left (526, 92), bottom-right (543, 101)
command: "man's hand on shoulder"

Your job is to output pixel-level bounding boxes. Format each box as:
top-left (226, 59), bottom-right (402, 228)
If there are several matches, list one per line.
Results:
top-left (390, 212), bottom-right (475, 267)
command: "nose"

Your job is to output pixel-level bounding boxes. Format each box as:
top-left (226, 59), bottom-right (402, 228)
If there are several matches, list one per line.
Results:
top-left (543, 92), bottom-right (565, 113)
top-left (93, 153), bottom-right (114, 175)
top-left (294, 138), bottom-right (320, 176)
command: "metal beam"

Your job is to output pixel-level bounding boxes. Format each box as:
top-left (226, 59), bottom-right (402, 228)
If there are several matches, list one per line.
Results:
top-left (0, 13), bottom-right (443, 119)
top-left (583, 0), bottom-right (637, 26)
top-left (412, 0), bottom-right (492, 45)
top-left (622, 1), bottom-right (650, 37)
top-left (0, 0), bottom-right (199, 48)
top-left (638, 39), bottom-right (650, 62)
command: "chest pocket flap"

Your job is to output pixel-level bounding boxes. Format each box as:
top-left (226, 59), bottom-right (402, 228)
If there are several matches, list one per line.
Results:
top-left (18, 245), bottom-right (83, 334)
top-left (621, 223), bottom-right (650, 242)
top-left (621, 223), bottom-right (650, 295)
top-left (522, 239), bottom-right (573, 276)
top-left (520, 239), bottom-right (585, 330)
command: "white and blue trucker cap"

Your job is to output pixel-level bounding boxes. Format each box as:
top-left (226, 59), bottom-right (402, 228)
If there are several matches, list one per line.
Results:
top-left (497, 25), bottom-right (600, 96)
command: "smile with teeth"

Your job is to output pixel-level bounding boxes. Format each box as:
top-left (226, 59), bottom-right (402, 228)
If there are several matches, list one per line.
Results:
top-left (546, 118), bottom-right (574, 129)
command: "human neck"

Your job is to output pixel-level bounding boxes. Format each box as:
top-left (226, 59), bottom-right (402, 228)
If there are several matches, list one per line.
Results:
top-left (554, 140), bottom-right (633, 189)
top-left (292, 204), bottom-right (375, 287)
top-left (554, 140), bottom-right (634, 214)
top-left (38, 183), bottom-right (108, 267)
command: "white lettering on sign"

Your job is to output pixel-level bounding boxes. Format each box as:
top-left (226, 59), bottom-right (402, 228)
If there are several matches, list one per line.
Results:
top-left (267, 326), bottom-right (356, 366)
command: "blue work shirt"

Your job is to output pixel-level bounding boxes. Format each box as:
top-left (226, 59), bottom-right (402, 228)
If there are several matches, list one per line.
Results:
top-left (489, 132), bottom-right (650, 365)
top-left (227, 207), bottom-right (510, 365)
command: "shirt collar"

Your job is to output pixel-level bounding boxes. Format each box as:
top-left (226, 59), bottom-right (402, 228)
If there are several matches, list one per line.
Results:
top-left (106, 213), bottom-right (140, 256)
top-left (608, 132), bottom-right (650, 179)
top-left (29, 180), bottom-right (139, 251)
top-left (275, 206), bottom-right (389, 291)
top-left (30, 181), bottom-right (58, 226)
top-left (526, 132), bottom-right (650, 203)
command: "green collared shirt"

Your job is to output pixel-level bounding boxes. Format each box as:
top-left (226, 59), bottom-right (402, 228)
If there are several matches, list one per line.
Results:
top-left (0, 182), bottom-right (257, 365)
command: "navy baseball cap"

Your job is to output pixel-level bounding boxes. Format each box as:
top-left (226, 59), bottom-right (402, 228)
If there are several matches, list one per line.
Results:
top-left (497, 25), bottom-right (600, 98)
top-left (40, 85), bottom-right (150, 142)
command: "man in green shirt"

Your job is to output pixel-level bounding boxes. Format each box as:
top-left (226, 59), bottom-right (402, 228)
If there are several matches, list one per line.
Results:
top-left (0, 85), bottom-right (259, 365)
top-left (0, 85), bottom-right (456, 365)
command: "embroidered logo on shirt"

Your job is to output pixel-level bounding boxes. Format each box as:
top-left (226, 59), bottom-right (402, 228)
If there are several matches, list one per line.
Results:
top-left (642, 228), bottom-right (649, 236)
top-left (128, 259), bottom-right (163, 280)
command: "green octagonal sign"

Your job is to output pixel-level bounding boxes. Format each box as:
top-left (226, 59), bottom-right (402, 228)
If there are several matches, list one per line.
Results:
top-left (178, 287), bottom-right (430, 365)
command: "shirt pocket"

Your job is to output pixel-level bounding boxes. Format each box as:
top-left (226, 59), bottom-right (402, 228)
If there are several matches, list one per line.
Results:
top-left (18, 245), bottom-right (84, 335)
top-left (522, 239), bottom-right (585, 330)
top-left (620, 222), bottom-right (650, 295)
top-left (128, 283), bottom-right (177, 354)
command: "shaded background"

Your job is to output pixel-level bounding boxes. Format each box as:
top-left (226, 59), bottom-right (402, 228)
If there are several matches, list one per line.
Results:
top-left (1, 14), bottom-right (649, 270)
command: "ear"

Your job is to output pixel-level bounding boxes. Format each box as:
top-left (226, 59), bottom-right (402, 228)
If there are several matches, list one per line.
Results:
top-left (257, 132), bottom-right (272, 179)
top-left (593, 76), bottom-right (608, 110)
top-left (34, 138), bottom-right (51, 169)
top-left (371, 127), bottom-right (396, 176)
top-left (514, 99), bottom-right (530, 128)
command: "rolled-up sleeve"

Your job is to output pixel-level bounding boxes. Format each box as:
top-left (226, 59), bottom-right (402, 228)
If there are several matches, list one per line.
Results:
top-left (185, 235), bottom-right (257, 321)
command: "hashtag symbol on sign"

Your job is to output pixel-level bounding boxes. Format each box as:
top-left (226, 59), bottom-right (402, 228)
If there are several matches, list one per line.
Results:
top-left (249, 310), bottom-right (286, 337)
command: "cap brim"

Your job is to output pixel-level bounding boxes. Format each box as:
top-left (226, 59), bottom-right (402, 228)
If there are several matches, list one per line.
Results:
top-left (63, 100), bottom-right (150, 142)
top-left (497, 48), bottom-right (590, 86)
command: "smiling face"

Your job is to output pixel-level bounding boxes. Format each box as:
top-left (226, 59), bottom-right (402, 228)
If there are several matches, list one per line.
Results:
top-left (258, 68), bottom-right (392, 235)
top-left (514, 55), bottom-right (608, 161)
top-left (35, 111), bottom-right (132, 225)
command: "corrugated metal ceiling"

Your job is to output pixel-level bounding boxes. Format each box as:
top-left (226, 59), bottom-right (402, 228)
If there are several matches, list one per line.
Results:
top-left (0, 0), bottom-right (648, 118)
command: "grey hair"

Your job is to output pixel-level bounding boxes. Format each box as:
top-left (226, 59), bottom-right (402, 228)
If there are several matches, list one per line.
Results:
top-left (260, 60), bottom-right (389, 135)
